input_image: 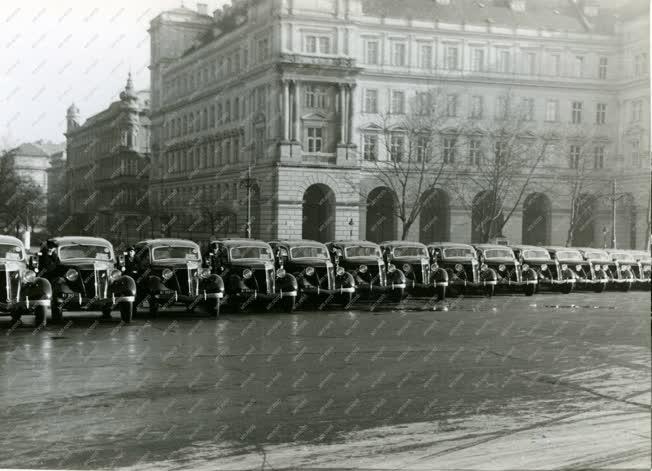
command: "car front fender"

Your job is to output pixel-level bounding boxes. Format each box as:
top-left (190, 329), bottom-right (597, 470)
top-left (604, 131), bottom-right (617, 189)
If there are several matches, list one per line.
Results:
top-left (335, 271), bottom-right (355, 289)
top-left (23, 277), bottom-right (52, 301)
top-left (480, 268), bottom-right (498, 282)
top-left (146, 275), bottom-right (167, 293)
top-left (522, 268), bottom-right (538, 282)
top-left (110, 275), bottom-right (136, 297)
top-left (432, 268), bottom-right (449, 283)
top-left (277, 273), bottom-right (298, 292)
top-left (200, 274), bottom-right (224, 294)
top-left (388, 269), bottom-right (406, 285)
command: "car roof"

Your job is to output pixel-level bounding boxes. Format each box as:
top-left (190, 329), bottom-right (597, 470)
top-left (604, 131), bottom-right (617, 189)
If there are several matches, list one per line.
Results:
top-left (576, 247), bottom-right (608, 253)
top-left (211, 238), bottom-right (271, 248)
top-left (544, 246), bottom-right (581, 253)
top-left (328, 240), bottom-right (380, 247)
top-left (0, 235), bottom-right (24, 247)
top-left (427, 242), bottom-right (475, 249)
top-left (50, 236), bottom-right (112, 246)
top-left (270, 239), bottom-right (327, 248)
top-left (380, 240), bottom-right (427, 248)
top-left (138, 238), bottom-right (199, 249)
top-left (510, 244), bottom-right (548, 251)
top-left (474, 244), bottom-right (515, 250)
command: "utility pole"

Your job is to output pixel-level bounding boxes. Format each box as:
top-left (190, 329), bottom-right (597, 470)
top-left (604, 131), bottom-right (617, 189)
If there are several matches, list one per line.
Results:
top-left (240, 164), bottom-right (253, 239)
top-left (611, 178), bottom-right (617, 249)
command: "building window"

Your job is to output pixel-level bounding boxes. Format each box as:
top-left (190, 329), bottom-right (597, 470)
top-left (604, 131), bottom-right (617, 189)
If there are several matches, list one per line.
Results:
top-left (634, 53), bottom-right (647, 76)
top-left (524, 52), bottom-right (536, 75)
top-left (392, 42), bottom-right (407, 66)
top-left (390, 134), bottom-right (404, 161)
top-left (630, 100), bottom-right (643, 122)
top-left (416, 92), bottom-right (431, 115)
top-left (257, 38), bottom-right (269, 61)
top-left (305, 35), bottom-right (331, 54)
top-left (416, 135), bottom-right (429, 162)
top-left (445, 45), bottom-right (459, 70)
top-left (420, 44), bottom-right (433, 69)
top-left (496, 96), bottom-right (508, 119)
top-left (254, 127), bottom-right (265, 158)
top-left (366, 40), bottom-right (379, 65)
top-left (631, 139), bottom-right (640, 167)
top-left (574, 56), bottom-right (584, 77)
top-left (391, 91), bottom-right (405, 114)
top-left (470, 95), bottom-right (483, 118)
top-left (599, 57), bottom-right (608, 79)
top-left (497, 49), bottom-right (510, 73)
top-left (364, 89), bottom-right (378, 113)
top-left (593, 146), bottom-right (604, 169)
top-left (469, 139), bottom-right (482, 165)
top-left (521, 98), bottom-right (535, 121)
top-left (596, 103), bottom-right (606, 124)
top-left (363, 134), bottom-right (378, 161)
top-left (545, 99), bottom-right (559, 122)
top-left (443, 137), bottom-right (456, 164)
top-left (569, 145), bottom-right (581, 169)
top-left (305, 85), bottom-right (328, 108)
top-left (307, 127), bottom-right (323, 153)
top-left (472, 48), bottom-right (484, 72)
top-left (572, 101), bottom-right (583, 124)
top-left (446, 94), bottom-right (457, 117)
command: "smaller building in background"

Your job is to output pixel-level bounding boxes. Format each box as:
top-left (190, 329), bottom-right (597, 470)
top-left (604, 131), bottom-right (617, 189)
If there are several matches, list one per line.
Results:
top-left (46, 148), bottom-right (67, 236)
top-left (64, 74), bottom-right (151, 246)
top-left (12, 140), bottom-right (65, 194)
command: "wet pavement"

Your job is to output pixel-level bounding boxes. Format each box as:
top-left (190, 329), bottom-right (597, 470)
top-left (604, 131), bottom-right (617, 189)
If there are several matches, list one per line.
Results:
top-left (1, 291), bottom-right (650, 470)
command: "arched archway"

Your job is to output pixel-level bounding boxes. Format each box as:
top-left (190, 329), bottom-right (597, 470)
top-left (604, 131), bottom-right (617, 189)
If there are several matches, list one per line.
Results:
top-left (302, 184), bottom-right (335, 242)
top-left (572, 193), bottom-right (596, 247)
top-left (419, 189), bottom-right (450, 243)
top-left (366, 187), bottom-right (397, 242)
top-left (472, 191), bottom-right (504, 243)
top-left (522, 193), bottom-right (552, 245)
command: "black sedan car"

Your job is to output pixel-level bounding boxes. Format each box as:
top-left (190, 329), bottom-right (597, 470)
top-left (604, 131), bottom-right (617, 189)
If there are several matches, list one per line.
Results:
top-left (206, 239), bottom-right (297, 312)
top-left (629, 250), bottom-right (651, 290)
top-left (39, 237), bottom-right (135, 323)
top-left (473, 244), bottom-right (538, 296)
top-left (545, 246), bottom-right (610, 292)
top-left (269, 239), bottom-right (356, 307)
top-left (326, 240), bottom-right (407, 301)
top-left (511, 244), bottom-right (575, 293)
top-left (605, 250), bottom-right (638, 292)
top-left (427, 242), bottom-right (498, 297)
top-left (0, 235), bottom-right (51, 326)
top-left (380, 240), bottom-right (448, 300)
top-left (132, 239), bottom-right (224, 317)
top-left (576, 247), bottom-right (619, 292)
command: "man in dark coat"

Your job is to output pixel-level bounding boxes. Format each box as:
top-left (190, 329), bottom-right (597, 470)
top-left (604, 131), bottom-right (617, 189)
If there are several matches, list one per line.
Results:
top-left (38, 240), bottom-right (59, 279)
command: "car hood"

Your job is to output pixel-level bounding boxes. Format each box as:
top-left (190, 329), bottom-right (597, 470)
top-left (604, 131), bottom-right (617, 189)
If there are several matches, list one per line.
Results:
top-left (58, 260), bottom-right (116, 270)
top-left (287, 258), bottom-right (331, 266)
top-left (230, 260), bottom-right (274, 269)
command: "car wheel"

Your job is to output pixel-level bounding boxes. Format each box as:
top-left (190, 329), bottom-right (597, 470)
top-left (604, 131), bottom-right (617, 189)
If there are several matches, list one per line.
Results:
top-left (620, 272), bottom-right (634, 292)
top-left (436, 285), bottom-right (446, 301)
top-left (10, 312), bottom-right (22, 326)
top-left (149, 299), bottom-right (159, 317)
top-left (484, 285), bottom-right (495, 297)
top-left (207, 298), bottom-right (220, 318)
top-left (282, 296), bottom-right (296, 313)
top-left (561, 283), bottom-right (573, 294)
top-left (119, 302), bottom-right (133, 324)
top-left (340, 291), bottom-right (354, 308)
top-left (52, 303), bottom-right (63, 323)
top-left (34, 306), bottom-right (48, 327)
top-left (524, 284), bottom-right (536, 296)
top-left (101, 306), bottom-right (112, 319)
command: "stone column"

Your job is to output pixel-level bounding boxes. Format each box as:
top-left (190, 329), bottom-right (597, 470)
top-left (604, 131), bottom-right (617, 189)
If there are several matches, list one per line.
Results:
top-left (293, 80), bottom-right (301, 142)
top-left (339, 84), bottom-right (346, 145)
top-left (282, 80), bottom-right (290, 141)
top-left (347, 84), bottom-right (355, 145)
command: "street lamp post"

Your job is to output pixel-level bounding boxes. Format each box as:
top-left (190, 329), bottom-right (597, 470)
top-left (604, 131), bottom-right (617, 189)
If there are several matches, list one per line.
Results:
top-left (240, 164), bottom-right (253, 239)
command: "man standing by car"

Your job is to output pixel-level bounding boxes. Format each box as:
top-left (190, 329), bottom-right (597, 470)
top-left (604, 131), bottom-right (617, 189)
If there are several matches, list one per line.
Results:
top-left (38, 240), bottom-right (59, 278)
top-left (123, 246), bottom-right (139, 278)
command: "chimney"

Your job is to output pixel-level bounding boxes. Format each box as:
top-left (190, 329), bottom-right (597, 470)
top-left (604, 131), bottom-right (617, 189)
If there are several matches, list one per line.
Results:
top-left (509, 0), bottom-right (525, 12)
top-left (583, 0), bottom-right (599, 18)
top-left (197, 3), bottom-right (208, 15)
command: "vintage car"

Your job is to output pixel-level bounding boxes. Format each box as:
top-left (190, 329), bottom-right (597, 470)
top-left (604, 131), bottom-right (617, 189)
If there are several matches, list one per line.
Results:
top-left (511, 245), bottom-right (576, 293)
top-left (325, 240), bottom-right (407, 301)
top-left (206, 239), bottom-right (297, 312)
top-left (268, 239), bottom-right (356, 307)
top-left (544, 246), bottom-right (608, 292)
top-left (39, 237), bottom-right (135, 323)
top-left (576, 248), bottom-right (620, 292)
top-left (0, 235), bottom-right (51, 326)
top-left (380, 241), bottom-right (448, 300)
top-left (605, 250), bottom-right (638, 292)
top-left (427, 242), bottom-right (497, 297)
top-left (132, 239), bottom-right (224, 317)
top-left (473, 244), bottom-right (538, 296)
top-left (629, 250), bottom-right (651, 290)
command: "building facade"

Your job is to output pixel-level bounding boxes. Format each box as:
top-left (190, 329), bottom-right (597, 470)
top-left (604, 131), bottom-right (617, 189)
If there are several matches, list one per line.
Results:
top-left (149, 0), bottom-right (650, 248)
top-left (64, 75), bottom-right (152, 245)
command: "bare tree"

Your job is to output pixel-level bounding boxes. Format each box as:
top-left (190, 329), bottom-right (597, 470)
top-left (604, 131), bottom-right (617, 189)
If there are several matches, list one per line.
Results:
top-left (451, 89), bottom-right (558, 243)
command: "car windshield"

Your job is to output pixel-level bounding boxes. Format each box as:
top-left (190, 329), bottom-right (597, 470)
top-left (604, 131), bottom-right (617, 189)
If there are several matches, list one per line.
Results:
top-left (556, 250), bottom-right (583, 261)
top-left (443, 248), bottom-right (476, 259)
top-left (611, 252), bottom-right (635, 262)
top-left (583, 251), bottom-right (609, 261)
top-left (345, 246), bottom-right (381, 258)
top-left (522, 249), bottom-right (551, 260)
top-left (230, 246), bottom-right (273, 260)
top-left (483, 249), bottom-right (514, 259)
top-left (0, 244), bottom-right (24, 261)
top-left (152, 246), bottom-right (200, 261)
top-left (59, 244), bottom-right (113, 261)
top-left (290, 246), bottom-right (329, 259)
top-left (637, 254), bottom-right (651, 262)
top-left (393, 246), bottom-right (428, 257)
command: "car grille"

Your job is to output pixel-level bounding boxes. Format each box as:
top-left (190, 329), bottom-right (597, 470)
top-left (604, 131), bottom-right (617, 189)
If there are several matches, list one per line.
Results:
top-left (602, 264), bottom-right (618, 280)
top-left (490, 263), bottom-right (520, 283)
top-left (358, 262), bottom-right (385, 286)
top-left (312, 265), bottom-right (334, 289)
top-left (0, 268), bottom-right (20, 302)
top-left (79, 268), bottom-right (110, 299)
top-left (572, 264), bottom-right (592, 280)
top-left (248, 267), bottom-right (273, 294)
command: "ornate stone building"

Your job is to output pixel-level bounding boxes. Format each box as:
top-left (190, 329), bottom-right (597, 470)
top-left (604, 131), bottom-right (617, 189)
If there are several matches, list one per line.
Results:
top-left (149, 0), bottom-right (649, 248)
top-left (64, 75), bottom-right (151, 244)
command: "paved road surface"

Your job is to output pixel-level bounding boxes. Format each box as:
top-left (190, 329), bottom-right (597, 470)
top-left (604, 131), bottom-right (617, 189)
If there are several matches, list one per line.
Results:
top-left (1, 291), bottom-right (649, 470)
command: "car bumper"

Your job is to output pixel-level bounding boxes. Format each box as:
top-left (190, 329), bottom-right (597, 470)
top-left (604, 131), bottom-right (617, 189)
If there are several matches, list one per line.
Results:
top-left (0, 298), bottom-right (51, 311)
top-left (231, 290), bottom-right (298, 301)
top-left (154, 291), bottom-right (223, 304)
top-left (300, 286), bottom-right (356, 296)
top-left (356, 282), bottom-right (407, 293)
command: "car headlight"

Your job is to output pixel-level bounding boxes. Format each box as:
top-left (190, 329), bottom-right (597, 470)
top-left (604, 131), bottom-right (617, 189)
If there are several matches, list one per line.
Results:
top-left (561, 264), bottom-right (568, 271)
top-left (242, 269), bottom-right (253, 279)
top-left (498, 264), bottom-right (506, 272)
top-left (336, 266), bottom-right (345, 276)
top-left (541, 264), bottom-right (548, 271)
top-left (387, 263), bottom-right (396, 273)
top-left (358, 265), bottom-right (368, 273)
top-left (65, 269), bottom-right (79, 282)
top-left (276, 268), bottom-right (286, 278)
top-left (521, 264), bottom-right (529, 272)
top-left (480, 263), bottom-right (488, 271)
top-left (430, 263), bottom-right (438, 271)
top-left (402, 263), bottom-right (411, 272)
top-left (455, 263), bottom-right (463, 272)
top-left (162, 268), bottom-right (174, 280)
top-left (109, 269), bottom-right (122, 282)
top-left (22, 270), bottom-right (36, 283)
top-left (575, 265), bottom-right (582, 272)
top-left (594, 264), bottom-right (601, 271)
top-left (198, 267), bottom-right (211, 279)
top-left (305, 266), bottom-right (315, 276)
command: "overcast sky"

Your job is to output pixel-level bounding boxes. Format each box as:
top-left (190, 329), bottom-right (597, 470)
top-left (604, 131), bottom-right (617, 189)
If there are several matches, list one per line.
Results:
top-left (1, 0), bottom-right (226, 147)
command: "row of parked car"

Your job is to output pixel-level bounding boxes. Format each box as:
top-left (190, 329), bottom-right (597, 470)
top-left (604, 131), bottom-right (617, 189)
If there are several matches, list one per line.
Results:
top-left (0, 234), bottom-right (650, 326)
